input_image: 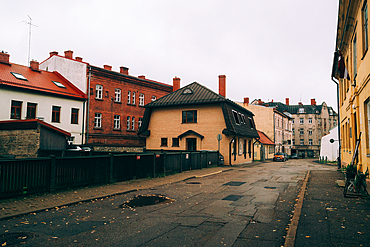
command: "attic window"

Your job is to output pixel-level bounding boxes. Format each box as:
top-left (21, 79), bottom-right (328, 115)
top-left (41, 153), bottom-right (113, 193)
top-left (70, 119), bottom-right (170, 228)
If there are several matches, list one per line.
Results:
top-left (239, 113), bottom-right (246, 124)
top-left (248, 117), bottom-right (255, 129)
top-left (11, 72), bottom-right (27, 81)
top-left (52, 81), bottom-right (66, 88)
top-left (232, 110), bottom-right (241, 125)
top-left (299, 108), bottom-right (304, 113)
top-left (182, 88), bottom-right (193, 94)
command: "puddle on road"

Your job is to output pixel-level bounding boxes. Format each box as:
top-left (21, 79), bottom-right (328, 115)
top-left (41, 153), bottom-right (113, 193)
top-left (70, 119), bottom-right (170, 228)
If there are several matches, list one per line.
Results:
top-left (121, 194), bottom-right (174, 208)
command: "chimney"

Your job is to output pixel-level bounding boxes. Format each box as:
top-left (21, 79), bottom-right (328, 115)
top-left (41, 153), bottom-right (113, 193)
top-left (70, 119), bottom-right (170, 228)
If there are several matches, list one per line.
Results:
top-left (258, 99), bottom-right (262, 105)
top-left (218, 75), bottom-right (226, 97)
top-left (298, 102), bottom-right (303, 105)
top-left (120, 66), bottom-right (129, 75)
top-left (64, 50), bottom-right (73, 59)
top-left (30, 60), bottom-right (40, 71)
top-left (104, 65), bottom-right (112, 71)
top-left (285, 98), bottom-right (289, 105)
top-left (0, 51), bottom-right (10, 64)
top-left (271, 99), bottom-right (274, 102)
top-left (75, 57), bottom-right (83, 62)
top-left (173, 77), bottom-right (181, 91)
top-left (311, 98), bottom-right (316, 105)
top-left (49, 51), bottom-right (58, 57)
top-left (244, 97), bottom-right (249, 105)
top-left (138, 75), bottom-right (146, 79)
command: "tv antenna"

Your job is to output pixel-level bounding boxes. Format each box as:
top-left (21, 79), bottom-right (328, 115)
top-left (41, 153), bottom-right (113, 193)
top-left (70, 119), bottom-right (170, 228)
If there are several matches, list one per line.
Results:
top-left (22, 15), bottom-right (38, 64)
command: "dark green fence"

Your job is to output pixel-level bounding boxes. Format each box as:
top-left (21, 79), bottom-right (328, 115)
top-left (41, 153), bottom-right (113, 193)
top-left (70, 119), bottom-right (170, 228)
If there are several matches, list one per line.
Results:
top-left (0, 151), bottom-right (219, 199)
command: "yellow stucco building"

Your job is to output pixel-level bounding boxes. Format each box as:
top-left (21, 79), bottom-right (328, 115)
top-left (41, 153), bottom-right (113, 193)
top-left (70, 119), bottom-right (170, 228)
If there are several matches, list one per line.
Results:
top-left (138, 80), bottom-right (259, 166)
top-left (335, 0), bottom-right (370, 172)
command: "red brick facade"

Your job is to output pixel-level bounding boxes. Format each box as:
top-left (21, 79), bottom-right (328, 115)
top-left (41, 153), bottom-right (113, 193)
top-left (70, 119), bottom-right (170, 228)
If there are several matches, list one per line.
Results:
top-left (87, 67), bottom-right (172, 147)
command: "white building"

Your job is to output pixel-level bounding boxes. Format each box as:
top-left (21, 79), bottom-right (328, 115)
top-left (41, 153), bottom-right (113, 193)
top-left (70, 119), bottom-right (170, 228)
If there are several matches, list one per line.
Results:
top-left (320, 126), bottom-right (339, 162)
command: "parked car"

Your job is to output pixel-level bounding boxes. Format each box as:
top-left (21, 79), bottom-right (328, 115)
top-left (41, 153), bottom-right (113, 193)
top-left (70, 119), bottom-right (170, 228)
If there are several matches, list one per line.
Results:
top-left (290, 153), bottom-right (298, 159)
top-left (67, 145), bottom-right (83, 151)
top-left (219, 154), bottom-right (224, 165)
top-left (283, 153), bottom-right (289, 160)
top-left (273, 152), bottom-right (286, 162)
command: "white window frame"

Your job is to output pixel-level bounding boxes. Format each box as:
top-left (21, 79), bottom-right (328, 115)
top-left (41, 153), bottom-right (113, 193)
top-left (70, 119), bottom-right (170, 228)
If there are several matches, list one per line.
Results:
top-left (151, 96), bottom-right (157, 102)
top-left (115, 89), bottom-right (121, 102)
top-left (308, 129), bottom-right (312, 135)
top-left (309, 139), bottom-right (313, 145)
top-left (138, 117), bottom-right (143, 128)
top-left (127, 91), bottom-right (131, 104)
top-left (96, 85), bottom-right (103, 99)
top-left (114, 115), bottom-right (120, 129)
top-left (299, 108), bottom-right (304, 113)
top-left (127, 116), bottom-right (131, 130)
top-left (94, 113), bottom-right (102, 128)
top-left (308, 118), bottom-right (312, 124)
top-left (300, 139), bottom-right (304, 145)
top-left (139, 93), bottom-right (145, 106)
top-left (300, 118), bottom-right (304, 124)
top-left (132, 116), bottom-right (135, 130)
top-left (300, 129), bottom-right (304, 135)
top-left (132, 92), bottom-right (136, 105)
top-left (292, 139), bottom-right (295, 145)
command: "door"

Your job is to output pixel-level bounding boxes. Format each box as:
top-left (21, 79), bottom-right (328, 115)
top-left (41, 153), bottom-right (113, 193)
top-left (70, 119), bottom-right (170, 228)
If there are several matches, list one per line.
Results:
top-left (186, 138), bottom-right (197, 151)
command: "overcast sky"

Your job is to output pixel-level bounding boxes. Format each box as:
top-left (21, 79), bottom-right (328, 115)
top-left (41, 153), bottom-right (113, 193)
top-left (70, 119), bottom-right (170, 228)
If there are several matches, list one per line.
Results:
top-left (2, 0), bottom-right (339, 108)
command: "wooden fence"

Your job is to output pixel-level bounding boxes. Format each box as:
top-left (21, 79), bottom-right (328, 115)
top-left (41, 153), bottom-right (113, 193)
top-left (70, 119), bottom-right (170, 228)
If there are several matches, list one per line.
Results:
top-left (0, 151), bottom-right (219, 199)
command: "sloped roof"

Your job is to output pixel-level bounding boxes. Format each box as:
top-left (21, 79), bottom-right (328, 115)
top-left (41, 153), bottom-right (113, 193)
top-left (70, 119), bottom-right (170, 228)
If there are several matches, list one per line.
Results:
top-left (0, 62), bottom-right (86, 100)
top-left (257, 130), bottom-right (275, 145)
top-left (263, 102), bottom-right (337, 116)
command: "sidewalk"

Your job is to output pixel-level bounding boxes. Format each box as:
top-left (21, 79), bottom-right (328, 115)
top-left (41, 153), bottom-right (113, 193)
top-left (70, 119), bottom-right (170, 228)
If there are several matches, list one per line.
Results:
top-left (293, 169), bottom-right (370, 246)
top-left (0, 165), bottom-right (234, 220)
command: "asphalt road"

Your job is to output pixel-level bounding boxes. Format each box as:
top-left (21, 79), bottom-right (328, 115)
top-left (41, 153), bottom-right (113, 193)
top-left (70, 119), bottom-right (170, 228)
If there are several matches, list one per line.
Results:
top-left (0, 159), bottom-right (335, 247)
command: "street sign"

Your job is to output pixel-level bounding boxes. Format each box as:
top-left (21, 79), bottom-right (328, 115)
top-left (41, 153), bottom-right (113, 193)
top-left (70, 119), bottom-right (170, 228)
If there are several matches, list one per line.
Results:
top-left (217, 134), bottom-right (222, 141)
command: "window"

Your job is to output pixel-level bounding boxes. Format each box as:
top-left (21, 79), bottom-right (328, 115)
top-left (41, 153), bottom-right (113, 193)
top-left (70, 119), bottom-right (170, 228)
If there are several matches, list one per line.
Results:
top-left (248, 117), bottom-right (255, 128)
top-left (299, 108), bottom-right (304, 113)
top-left (182, 110), bottom-right (197, 123)
top-left (300, 118), bottom-right (304, 124)
top-left (269, 146), bottom-right (274, 154)
top-left (11, 100), bottom-right (22, 119)
top-left (127, 91), bottom-right (131, 104)
top-left (292, 119), bottom-right (295, 124)
top-left (94, 113), bottom-right (102, 128)
top-left (96, 85), bottom-right (103, 99)
top-left (52, 81), bottom-right (66, 88)
top-left (71, 108), bottom-right (79, 124)
top-left (161, 138), bottom-right (168, 147)
top-left (292, 128), bottom-right (295, 135)
top-left (127, 116), bottom-right (131, 130)
top-left (292, 139), bottom-right (295, 145)
top-left (26, 102), bottom-right (37, 119)
top-left (232, 110), bottom-right (241, 124)
top-left (151, 96), bottom-right (157, 101)
top-left (309, 139), bottom-right (313, 145)
top-left (300, 139), bottom-right (304, 145)
top-left (114, 115), bottom-right (120, 129)
top-left (138, 117), bottom-right (143, 129)
top-left (308, 118), bottom-right (312, 124)
top-left (10, 72), bottom-right (27, 81)
top-left (334, 119), bottom-right (337, 126)
top-left (300, 129), bottom-right (304, 135)
top-left (172, 138), bottom-right (179, 147)
top-left (115, 89), bottom-right (121, 102)
top-left (308, 129), bottom-right (312, 135)
top-left (52, 106), bottom-right (61, 123)
top-left (363, 1), bottom-right (369, 53)
top-left (139, 93), bottom-right (145, 106)
top-left (318, 118), bottom-right (321, 124)
top-left (132, 92), bottom-right (136, 105)
top-left (353, 33), bottom-right (357, 77)
top-left (132, 117), bottom-right (135, 130)
top-left (240, 114), bottom-right (246, 124)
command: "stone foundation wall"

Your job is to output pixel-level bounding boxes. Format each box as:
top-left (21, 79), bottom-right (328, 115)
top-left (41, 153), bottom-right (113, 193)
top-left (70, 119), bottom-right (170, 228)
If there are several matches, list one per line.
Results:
top-left (0, 129), bottom-right (40, 158)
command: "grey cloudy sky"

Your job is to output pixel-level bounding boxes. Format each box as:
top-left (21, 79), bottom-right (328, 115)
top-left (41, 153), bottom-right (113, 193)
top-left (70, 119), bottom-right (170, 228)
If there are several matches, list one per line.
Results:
top-left (2, 0), bottom-right (339, 107)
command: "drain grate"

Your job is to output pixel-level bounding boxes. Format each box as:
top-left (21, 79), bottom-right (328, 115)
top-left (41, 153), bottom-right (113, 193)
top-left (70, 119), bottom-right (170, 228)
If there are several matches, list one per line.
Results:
top-left (223, 181), bottom-right (246, 186)
top-left (222, 195), bottom-right (243, 201)
top-left (121, 194), bottom-right (174, 208)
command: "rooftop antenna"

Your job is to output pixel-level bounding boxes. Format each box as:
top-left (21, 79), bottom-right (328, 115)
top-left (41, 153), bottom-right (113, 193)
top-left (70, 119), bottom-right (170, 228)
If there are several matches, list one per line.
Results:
top-left (23, 15), bottom-right (38, 64)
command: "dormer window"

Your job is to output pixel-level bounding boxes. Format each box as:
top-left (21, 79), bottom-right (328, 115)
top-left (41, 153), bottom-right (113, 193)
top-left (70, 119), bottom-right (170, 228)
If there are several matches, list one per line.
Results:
top-left (11, 72), bottom-right (27, 81)
top-left (182, 88), bottom-right (193, 94)
top-left (299, 108), bottom-right (304, 113)
top-left (232, 110), bottom-right (241, 125)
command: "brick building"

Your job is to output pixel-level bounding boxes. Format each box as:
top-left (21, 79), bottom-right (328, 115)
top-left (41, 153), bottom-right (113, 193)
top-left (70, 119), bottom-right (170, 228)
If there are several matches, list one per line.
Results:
top-left (40, 51), bottom-right (173, 151)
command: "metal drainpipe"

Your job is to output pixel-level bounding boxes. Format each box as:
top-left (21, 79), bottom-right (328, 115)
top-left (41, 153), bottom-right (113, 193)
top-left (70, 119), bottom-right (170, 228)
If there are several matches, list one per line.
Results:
top-left (273, 112), bottom-right (276, 152)
top-left (82, 101), bottom-right (85, 145)
top-left (86, 66), bottom-right (91, 144)
top-left (332, 77), bottom-right (341, 169)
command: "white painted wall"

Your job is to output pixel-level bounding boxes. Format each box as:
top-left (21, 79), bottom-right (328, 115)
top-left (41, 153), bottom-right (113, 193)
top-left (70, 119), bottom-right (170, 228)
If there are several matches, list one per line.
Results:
top-left (40, 56), bottom-right (87, 93)
top-left (1, 87), bottom-right (85, 144)
top-left (320, 126), bottom-right (339, 161)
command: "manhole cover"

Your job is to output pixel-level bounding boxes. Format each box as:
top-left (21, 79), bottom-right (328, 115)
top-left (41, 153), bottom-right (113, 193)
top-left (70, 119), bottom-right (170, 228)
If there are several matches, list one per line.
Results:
top-left (223, 181), bottom-right (246, 186)
top-left (121, 194), bottom-right (174, 208)
top-left (186, 182), bottom-right (201, 184)
top-left (0, 232), bottom-right (35, 245)
top-left (264, 186), bottom-right (277, 190)
top-left (222, 195), bottom-right (243, 201)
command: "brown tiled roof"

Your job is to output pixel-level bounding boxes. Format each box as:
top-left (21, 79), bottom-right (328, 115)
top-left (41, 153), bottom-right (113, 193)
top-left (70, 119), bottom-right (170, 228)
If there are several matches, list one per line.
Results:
top-left (257, 130), bottom-right (275, 145)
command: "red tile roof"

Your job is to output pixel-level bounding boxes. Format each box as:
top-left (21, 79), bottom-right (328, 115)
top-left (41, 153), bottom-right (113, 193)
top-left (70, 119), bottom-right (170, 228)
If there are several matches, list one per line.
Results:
top-left (257, 130), bottom-right (275, 145)
top-left (0, 62), bottom-right (86, 100)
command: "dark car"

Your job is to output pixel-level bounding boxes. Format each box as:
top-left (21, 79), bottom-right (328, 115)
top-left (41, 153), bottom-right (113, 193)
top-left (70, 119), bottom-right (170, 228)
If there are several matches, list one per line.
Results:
top-left (219, 154), bottom-right (224, 165)
top-left (283, 153), bottom-right (289, 160)
top-left (290, 153), bottom-right (298, 159)
top-left (273, 152), bottom-right (286, 162)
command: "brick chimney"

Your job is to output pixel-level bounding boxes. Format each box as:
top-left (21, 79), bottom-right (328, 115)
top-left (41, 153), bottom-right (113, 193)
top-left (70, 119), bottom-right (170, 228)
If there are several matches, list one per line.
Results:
top-left (104, 65), bottom-right (112, 71)
top-left (64, 50), bottom-right (73, 59)
top-left (285, 98), bottom-right (289, 105)
top-left (0, 51), bottom-right (10, 64)
top-left (173, 77), bottom-right (181, 91)
top-left (244, 97), bottom-right (249, 105)
top-left (258, 99), bottom-right (262, 105)
top-left (271, 99), bottom-right (274, 102)
top-left (30, 60), bottom-right (40, 71)
top-left (75, 57), bottom-right (83, 62)
top-left (311, 98), bottom-right (316, 105)
top-left (298, 102), bottom-right (303, 105)
top-left (138, 75), bottom-right (146, 79)
top-left (120, 66), bottom-right (129, 75)
top-left (49, 51), bottom-right (58, 57)
top-left (218, 75), bottom-right (226, 97)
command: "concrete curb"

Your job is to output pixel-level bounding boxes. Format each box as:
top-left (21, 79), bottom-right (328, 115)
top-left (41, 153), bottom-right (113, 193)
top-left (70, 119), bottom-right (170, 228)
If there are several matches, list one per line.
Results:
top-left (284, 170), bottom-right (310, 247)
